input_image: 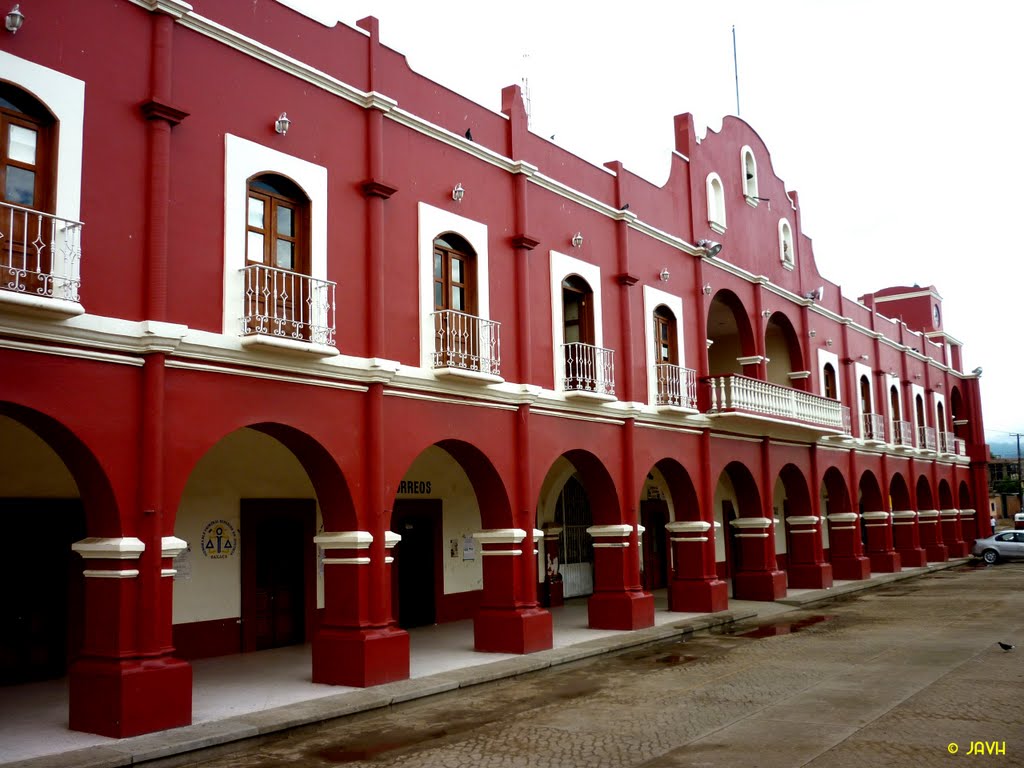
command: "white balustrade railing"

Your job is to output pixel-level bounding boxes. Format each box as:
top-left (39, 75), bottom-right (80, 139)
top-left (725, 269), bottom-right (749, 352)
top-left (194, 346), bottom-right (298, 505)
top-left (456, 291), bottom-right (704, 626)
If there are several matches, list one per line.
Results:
top-left (842, 405), bottom-right (852, 435)
top-left (918, 425), bottom-right (937, 451)
top-left (862, 412), bottom-right (885, 440)
top-left (432, 309), bottom-right (500, 376)
top-left (563, 342), bottom-right (615, 396)
top-left (940, 431), bottom-right (956, 454)
top-left (1, 201), bottom-right (82, 301)
top-left (241, 264), bottom-right (336, 346)
top-left (955, 437), bottom-right (967, 456)
top-left (706, 374), bottom-right (846, 430)
top-left (655, 363), bottom-right (698, 409)
top-left (893, 419), bottom-right (913, 447)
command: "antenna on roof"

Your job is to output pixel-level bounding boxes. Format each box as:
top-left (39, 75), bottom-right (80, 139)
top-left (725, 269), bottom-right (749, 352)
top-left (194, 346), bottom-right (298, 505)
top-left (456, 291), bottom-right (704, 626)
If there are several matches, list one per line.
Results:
top-left (521, 52), bottom-right (532, 126)
top-left (732, 25), bottom-right (741, 117)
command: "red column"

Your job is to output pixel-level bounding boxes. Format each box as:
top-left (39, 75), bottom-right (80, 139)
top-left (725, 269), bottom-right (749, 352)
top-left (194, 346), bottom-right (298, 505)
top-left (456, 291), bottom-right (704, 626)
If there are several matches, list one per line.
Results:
top-left (940, 509), bottom-right (968, 557)
top-left (827, 513), bottom-right (872, 579)
top-left (861, 511), bottom-right (900, 572)
top-left (312, 530), bottom-right (408, 687)
top-left (917, 509), bottom-right (948, 562)
top-left (959, 507), bottom-right (979, 545)
top-left (664, 521), bottom-right (727, 612)
top-left (785, 516), bottom-right (834, 588)
top-left (473, 529), bottom-right (552, 653)
top-left (587, 524), bottom-right (655, 630)
top-left (729, 518), bottom-right (787, 601)
top-left (891, 510), bottom-right (927, 566)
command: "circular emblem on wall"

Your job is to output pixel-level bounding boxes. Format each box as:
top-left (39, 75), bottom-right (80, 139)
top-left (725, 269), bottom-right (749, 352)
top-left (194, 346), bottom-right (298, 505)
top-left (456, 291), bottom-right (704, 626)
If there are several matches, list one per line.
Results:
top-left (200, 519), bottom-right (238, 559)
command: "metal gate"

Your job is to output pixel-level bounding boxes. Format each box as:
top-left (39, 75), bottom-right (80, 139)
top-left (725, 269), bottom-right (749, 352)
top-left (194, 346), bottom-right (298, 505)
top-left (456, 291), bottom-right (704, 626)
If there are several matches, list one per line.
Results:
top-left (555, 476), bottom-right (594, 598)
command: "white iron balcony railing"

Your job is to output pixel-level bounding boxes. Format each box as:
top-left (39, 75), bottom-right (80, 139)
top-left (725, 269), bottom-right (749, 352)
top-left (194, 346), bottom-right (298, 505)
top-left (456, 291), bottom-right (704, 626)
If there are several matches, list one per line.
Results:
top-left (893, 419), bottom-right (914, 447)
top-left (563, 342), bottom-right (615, 396)
top-left (707, 374), bottom-right (846, 431)
top-left (1, 201), bottom-right (82, 302)
top-left (918, 425), bottom-right (937, 451)
top-left (242, 264), bottom-right (336, 346)
top-left (862, 412), bottom-right (885, 440)
top-left (955, 437), bottom-right (967, 456)
top-left (842, 405), bottom-right (852, 435)
top-left (432, 309), bottom-right (500, 376)
top-left (655, 363), bottom-right (698, 409)
top-left (940, 431), bottom-right (956, 454)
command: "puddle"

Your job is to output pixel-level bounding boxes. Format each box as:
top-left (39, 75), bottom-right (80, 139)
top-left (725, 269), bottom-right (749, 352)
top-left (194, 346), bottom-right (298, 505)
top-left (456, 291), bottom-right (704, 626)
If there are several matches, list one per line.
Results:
top-left (652, 653), bottom-right (701, 665)
top-left (313, 727), bottom-right (449, 763)
top-left (729, 614), bottom-right (836, 639)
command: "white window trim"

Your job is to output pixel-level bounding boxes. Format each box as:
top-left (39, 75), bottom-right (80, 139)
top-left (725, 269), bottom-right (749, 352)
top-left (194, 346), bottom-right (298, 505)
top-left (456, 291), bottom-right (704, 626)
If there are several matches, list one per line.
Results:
top-left (853, 362), bottom-right (873, 437)
top-left (740, 145), bottom-right (758, 203)
top-left (779, 218), bottom-right (795, 270)
top-left (642, 285), bottom-right (685, 407)
top-left (417, 202), bottom-right (491, 370)
top-left (0, 51), bottom-right (85, 223)
top-left (885, 373), bottom-right (902, 427)
top-left (706, 172), bottom-right (726, 233)
top-left (222, 134), bottom-right (328, 337)
top-left (817, 348), bottom-right (840, 401)
top-left (933, 392), bottom-right (947, 433)
top-left (911, 383), bottom-right (926, 427)
top-left (550, 250), bottom-right (603, 393)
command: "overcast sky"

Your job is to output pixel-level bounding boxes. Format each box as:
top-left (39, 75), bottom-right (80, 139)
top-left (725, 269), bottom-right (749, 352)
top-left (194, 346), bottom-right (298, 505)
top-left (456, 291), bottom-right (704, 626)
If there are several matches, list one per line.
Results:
top-left (284, 1), bottom-right (1022, 446)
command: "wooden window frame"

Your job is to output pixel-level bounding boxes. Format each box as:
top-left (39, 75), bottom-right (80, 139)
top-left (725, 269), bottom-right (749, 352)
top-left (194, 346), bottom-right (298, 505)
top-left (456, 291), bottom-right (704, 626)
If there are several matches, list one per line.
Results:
top-left (246, 175), bottom-right (309, 275)
top-left (432, 235), bottom-right (476, 314)
top-left (562, 275), bottom-right (594, 346)
top-left (653, 305), bottom-right (678, 365)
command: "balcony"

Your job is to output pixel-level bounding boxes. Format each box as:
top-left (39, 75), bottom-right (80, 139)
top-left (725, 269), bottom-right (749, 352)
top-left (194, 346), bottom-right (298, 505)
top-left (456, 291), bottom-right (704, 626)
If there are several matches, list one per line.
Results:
top-left (862, 412), bottom-right (885, 441)
top-left (706, 374), bottom-right (846, 433)
top-left (0, 201), bottom-right (83, 316)
top-left (431, 309), bottom-right (502, 382)
top-left (954, 437), bottom-right (967, 456)
top-left (918, 425), bottom-right (937, 452)
top-left (563, 342), bottom-right (615, 400)
top-left (893, 419), bottom-right (914, 448)
top-left (938, 431), bottom-right (958, 454)
top-left (241, 264), bottom-right (337, 354)
top-left (655, 363), bottom-right (698, 411)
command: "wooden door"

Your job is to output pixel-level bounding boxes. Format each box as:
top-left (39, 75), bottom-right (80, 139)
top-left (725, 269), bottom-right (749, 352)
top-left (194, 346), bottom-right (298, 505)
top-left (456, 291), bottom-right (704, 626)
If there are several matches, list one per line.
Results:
top-left (240, 500), bottom-right (315, 652)
top-left (640, 500), bottom-right (669, 590)
top-left (391, 500), bottom-right (440, 629)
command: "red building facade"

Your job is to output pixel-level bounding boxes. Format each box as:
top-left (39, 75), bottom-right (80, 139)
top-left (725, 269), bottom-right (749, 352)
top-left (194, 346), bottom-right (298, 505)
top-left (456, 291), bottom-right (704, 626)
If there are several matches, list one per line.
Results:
top-left (0, 0), bottom-right (988, 737)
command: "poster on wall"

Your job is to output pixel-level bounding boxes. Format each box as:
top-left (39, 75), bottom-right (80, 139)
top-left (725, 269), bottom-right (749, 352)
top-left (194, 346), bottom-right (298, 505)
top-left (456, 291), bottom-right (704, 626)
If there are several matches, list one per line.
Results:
top-left (173, 545), bottom-right (192, 581)
top-left (200, 519), bottom-right (238, 559)
top-left (462, 534), bottom-right (475, 561)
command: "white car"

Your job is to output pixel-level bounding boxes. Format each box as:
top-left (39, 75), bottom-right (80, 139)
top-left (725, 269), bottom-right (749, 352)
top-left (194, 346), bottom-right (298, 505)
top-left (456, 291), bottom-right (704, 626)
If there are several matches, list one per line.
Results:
top-left (972, 531), bottom-right (1024, 564)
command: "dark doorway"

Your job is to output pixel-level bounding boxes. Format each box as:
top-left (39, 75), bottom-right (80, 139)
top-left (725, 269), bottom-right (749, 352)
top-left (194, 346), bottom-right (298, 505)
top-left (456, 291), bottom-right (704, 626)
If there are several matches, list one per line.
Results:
top-left (0, 499), bottom-right (84, 684)
top-left (640, 499), bottom-right (669, 590)
top-left (722, 500), bottom-right (739, 580)
top-left (391, 500), bottom-right (440, 629)
top-left (240, 499), bottom-right (315, 652)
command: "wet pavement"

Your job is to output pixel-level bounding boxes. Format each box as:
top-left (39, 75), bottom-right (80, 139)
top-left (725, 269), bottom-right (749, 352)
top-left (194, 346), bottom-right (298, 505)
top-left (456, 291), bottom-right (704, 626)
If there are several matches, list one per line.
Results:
top-left (175, 562), bottom-right (1024, 768)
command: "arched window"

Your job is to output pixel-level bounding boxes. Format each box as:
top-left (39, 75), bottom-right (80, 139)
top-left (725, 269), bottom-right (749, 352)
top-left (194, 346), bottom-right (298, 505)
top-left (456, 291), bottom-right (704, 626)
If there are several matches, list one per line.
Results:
top-left (706, 173), bottom-right (726, 233)
top-left (860, 375), bottom-right (872, 413)
top-left (779, 218), bottom-right (794, 268)
top-left (562, 275), bottom-right (594, 346)
top-left (741, 146), bottom-right (758, 201)
top-left (433, 233), bottom-right (476, 314)
top-left (890, 385), bottom-right (901, 421)
top-left (246, 173), bottom-right (309, 273)
top-left (823, 363), bottom-right (837, 399)
top-left (1, 83), bottom-right (56, 294)
top-left (915, 394), bottom-right (926, 429)
top-left (653, 305), bottom-right (678, 365)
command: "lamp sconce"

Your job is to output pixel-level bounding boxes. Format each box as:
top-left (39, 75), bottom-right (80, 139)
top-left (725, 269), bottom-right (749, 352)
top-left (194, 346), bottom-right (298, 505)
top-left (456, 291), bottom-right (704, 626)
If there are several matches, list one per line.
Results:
top-left (860, 354), bottom-right (869, 361)
top-left (659, 267), bottom-right (670, 282)
top-left (889, 370), bottom-right (898, 377)
top-left (913, 373), bottom-right (922, 380)
top-left (760, 310), bottom-right (771, 319)
top-left (702, 283), bottom-right (712, 295)
top-left (826, 338), bottom-right (834, 347)
top-left (808, 329), bottom-right (817, 338)
top-left (5, 4), bottom-right (23, 33)
top-left (571, 232), bottom-right (583, 248)
top-left (452, 182), bottom-right (465, 203)
top-left (934, 382), bottom-right (943, 389)
top-left (274, 112), bottom-right (291, 135)
top-left (696, 238), bottom-right (723, 257)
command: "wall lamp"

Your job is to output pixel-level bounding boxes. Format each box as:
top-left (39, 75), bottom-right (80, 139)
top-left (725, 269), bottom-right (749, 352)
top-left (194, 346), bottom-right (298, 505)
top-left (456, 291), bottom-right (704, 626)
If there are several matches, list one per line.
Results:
top-left (5, 4), bottom-right (23, 33)
top-left (452, 182), bottom-right (465, 203)
top-left (274, 112), bottom-right (291, 135)
top-left (702, 283), bottom-right (712, 295)
top-left (571, 232), bottom-right (583, 248)
top-left (761, 309), bottom-right (771, 318)
top-left (826, 338), bottom-right (834, 347)
top-left (808, 329), bottom-right (817, 338)
top-left (696, 239), bottom-right (723, 257)
top-left (659, 267), bottom-right (670, 282)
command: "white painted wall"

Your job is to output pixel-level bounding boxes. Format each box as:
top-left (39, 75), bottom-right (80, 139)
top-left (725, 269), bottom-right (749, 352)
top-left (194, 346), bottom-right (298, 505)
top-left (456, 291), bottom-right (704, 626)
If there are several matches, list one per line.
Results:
top-left (773, 478), bottom-right (787, 555)
top-left (172, 428), bottom-right (322, 624)
top-left (712, 473), bottom-right (739, 563)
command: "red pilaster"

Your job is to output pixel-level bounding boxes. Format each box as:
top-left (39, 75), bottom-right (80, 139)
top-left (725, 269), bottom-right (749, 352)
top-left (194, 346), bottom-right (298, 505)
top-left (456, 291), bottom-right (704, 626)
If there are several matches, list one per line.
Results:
top-left (959, 507), bottom-right (979, 545)
top-left (826, 513), bottom-right (872, 579)
top-left (665, 521), bottom-right (727, 612)
top-left (917, 509), bottom-right (948, 562)
top-left (587, 524), bottom-right (654, 630)
top-left (861, 511), bottom-right (900, 572)
top-left (729, 518), bottom-right (787, 601)
top-left (473, 529), bottom-right (552, 653)
top-left (940, 509), bottom-right (968, 557)
top-left (783, 516), bottom-right (834, 588)
top-left (891, 510), bottom-right (927, 567)
top-left (313, 530), bottom-right (409, 687)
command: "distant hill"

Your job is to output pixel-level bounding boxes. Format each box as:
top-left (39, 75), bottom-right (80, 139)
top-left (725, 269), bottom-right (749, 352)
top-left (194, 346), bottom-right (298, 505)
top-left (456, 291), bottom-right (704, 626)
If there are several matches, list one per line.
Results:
top-left (988, 441), bottom-right (1020, 459)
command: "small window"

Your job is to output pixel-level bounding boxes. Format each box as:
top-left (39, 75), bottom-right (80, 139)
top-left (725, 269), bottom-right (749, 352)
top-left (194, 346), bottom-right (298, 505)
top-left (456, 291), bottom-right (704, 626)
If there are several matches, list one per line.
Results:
top-left (562, 275), bottom-right (594, 346)
top-left (706, 173), bottom-right (726, 232)
top-left (741, 146), bottom-right (758, 201)
top-left (823, 363), bottom-right (837, 399)
top-left (653, 305), bottom-right (678, 365)
top-left (246, 174), bottom-right (308, 272)
top-left (779, 218), bottom-right (794, 269)
top-left (433, 233), bottom-right (476, 314)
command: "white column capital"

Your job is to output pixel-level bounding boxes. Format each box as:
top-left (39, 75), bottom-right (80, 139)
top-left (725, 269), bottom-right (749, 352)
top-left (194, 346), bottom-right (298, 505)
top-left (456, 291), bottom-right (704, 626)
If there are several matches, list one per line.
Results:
top-left (315, 531), bottom-right (373, 549)
top-left (161, 536), bottom-right (188, 559)
top-left (72, 537), bottom-right (145, 560)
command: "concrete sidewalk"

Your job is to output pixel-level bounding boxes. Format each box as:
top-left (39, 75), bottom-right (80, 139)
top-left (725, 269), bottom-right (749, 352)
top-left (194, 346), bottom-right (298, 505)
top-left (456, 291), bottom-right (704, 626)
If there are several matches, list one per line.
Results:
top-left (0, 560), bottom-right (969, 768)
